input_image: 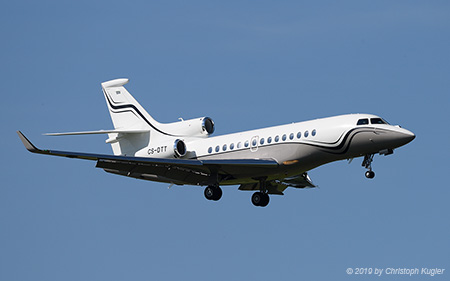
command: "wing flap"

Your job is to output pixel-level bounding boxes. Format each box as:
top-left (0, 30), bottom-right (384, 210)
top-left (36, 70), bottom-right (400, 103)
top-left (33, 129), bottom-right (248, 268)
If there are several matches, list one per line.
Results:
top-left (279, 173), bottom-right (316, 188)
top-left (238, 181), bottom-right (286, 195)
top-left (238, 173), bottom-right (316, 195)
top-left (96, 159), bottom-right (210, 185)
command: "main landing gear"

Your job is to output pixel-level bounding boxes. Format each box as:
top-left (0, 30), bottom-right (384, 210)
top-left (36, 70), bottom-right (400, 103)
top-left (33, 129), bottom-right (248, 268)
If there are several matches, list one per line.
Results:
top-left (251, 178), bottom-right (270, 207)
top-left (251, 192), bottom-right (270, 207)
top-left (203, 181), bottom-right (271, 207)
top-left (362, 154), bottom-right (375, 179)
top-left (204, 185), bottom-right (222, 201)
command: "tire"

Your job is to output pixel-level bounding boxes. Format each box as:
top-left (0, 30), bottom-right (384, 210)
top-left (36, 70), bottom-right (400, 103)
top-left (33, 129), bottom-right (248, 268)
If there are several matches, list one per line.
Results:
top-left (212, 187), bottom-right (222, 201)
top-left (204, 186), bottom-right (222, 201)
top-left (365, 170), bottom-right (375, 179)
top-left (260, 193), bottom-right (270, 207)
top-left (251, 192), bottom-right (263, 206)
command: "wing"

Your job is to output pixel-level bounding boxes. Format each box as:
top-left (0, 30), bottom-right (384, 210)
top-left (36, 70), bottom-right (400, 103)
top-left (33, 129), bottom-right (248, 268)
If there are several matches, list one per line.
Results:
top-left (238, 173), bottom-right (316, 195)
top-left (17, 131), bottom-right (278, 186)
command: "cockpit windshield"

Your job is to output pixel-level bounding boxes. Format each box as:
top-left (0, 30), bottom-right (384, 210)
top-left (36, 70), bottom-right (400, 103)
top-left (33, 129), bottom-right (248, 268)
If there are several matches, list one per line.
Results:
top-left (357, 119), bottom-right (369, 125)
top-left (370, 118), bottom-right (389, 125)
top-left (357, 117), bottom-right (390, 126)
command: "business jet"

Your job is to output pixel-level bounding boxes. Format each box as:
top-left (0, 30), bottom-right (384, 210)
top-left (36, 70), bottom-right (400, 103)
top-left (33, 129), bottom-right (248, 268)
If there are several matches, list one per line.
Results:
top-left (17, 78), bottom-right (415, 207)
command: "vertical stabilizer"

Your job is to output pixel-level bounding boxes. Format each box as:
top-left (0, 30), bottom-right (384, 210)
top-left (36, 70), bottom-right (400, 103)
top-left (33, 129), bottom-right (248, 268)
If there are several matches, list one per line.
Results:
top-left (101, 78), bottom-right (161, 131)
top-left (101, 78), bottom-right (162, 156)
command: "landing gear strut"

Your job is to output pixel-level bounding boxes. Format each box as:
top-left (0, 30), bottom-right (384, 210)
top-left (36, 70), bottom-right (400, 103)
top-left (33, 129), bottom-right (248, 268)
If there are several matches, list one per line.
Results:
top-left (204, 185), bottom-right (222, 201)
top-left (362, 154), bottom-right (375, 179)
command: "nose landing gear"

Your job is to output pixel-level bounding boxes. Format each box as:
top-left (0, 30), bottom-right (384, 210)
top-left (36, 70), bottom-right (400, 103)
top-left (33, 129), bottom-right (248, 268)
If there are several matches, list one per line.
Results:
top-left (365, 170), bottom-right (375, 179)
top-left (362, 154), bottom-right (375, 179)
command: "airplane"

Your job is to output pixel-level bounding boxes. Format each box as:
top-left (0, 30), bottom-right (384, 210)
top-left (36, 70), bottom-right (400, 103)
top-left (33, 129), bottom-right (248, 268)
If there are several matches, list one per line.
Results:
top-left (17, 78), bottom-right (415, 207)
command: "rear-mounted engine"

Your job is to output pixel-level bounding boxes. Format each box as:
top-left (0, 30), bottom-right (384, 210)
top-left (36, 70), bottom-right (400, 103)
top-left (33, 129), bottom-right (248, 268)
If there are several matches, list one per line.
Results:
top-left (173, 139), bottom-right (187, 158)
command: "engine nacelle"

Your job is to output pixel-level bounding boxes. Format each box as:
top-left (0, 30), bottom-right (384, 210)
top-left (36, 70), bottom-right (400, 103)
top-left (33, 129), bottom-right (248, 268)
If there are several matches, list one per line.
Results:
top-left (173, 139), bottom-right (187, 158)
top-left (159, 116), bottom-right (215, 137)
top-left (140, 138), bottom-right (188, 158)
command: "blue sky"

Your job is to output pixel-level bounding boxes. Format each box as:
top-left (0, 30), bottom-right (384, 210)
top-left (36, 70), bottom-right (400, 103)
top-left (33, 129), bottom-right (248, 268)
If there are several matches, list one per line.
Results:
top-left (1, 1), bottom-right (449, 280)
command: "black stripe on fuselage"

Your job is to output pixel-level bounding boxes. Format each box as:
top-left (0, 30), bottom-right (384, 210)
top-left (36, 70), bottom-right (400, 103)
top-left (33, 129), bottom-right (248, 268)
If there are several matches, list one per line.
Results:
top-left (304, 127), bottom-right (376, 154)
top-left (196, 127), bottom-right (386, 159)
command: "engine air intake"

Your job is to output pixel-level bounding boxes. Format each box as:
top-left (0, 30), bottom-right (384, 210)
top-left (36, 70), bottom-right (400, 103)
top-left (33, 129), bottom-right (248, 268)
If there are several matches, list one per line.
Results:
top-left (174, 139), bottom-right (187, 158)
top-left (202, 117), bottom-right (215, 135)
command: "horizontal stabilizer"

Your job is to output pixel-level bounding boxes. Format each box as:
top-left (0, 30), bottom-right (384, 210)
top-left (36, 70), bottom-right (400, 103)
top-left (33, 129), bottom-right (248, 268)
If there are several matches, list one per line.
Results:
top-left (101, 78), bottom-right (129, 88)
top-left (44, 129), bottom-right (149, 136)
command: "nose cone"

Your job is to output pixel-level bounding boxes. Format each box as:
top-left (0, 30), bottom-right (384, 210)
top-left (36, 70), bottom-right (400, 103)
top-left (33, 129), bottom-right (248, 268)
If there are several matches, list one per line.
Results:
top-left (403, 129), bottom-right (415, 143)
top-left (397, 127), bottom-right (415, 146)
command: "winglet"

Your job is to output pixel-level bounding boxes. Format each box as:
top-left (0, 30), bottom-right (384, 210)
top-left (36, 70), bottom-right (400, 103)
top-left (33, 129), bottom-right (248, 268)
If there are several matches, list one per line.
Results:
top-left (17, 131), bottom-right (40, 153)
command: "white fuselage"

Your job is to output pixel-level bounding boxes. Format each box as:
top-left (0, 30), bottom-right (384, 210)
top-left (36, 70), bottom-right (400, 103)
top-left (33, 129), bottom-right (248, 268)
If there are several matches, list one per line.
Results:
top-left (132, 113), bottom-right (415, 185)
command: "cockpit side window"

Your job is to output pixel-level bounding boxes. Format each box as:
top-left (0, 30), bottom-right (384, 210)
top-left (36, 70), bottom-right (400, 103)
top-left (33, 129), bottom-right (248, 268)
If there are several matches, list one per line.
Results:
top-left (357, 119), bottom-right (369, 125)
top-left (370, 118), bottom-right (388, 125)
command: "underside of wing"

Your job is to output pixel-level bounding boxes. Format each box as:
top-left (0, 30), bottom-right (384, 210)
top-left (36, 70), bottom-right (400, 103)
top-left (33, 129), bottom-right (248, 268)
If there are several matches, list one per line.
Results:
top-left (98, 158), bottom-right (279, 186)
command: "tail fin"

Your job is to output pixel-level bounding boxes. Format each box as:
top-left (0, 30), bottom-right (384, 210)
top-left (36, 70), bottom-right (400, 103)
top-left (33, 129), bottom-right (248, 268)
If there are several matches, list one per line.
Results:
top-left (101, 78), bottom-right (161, 131)
top-left (101, 78), bottom-right (165, 156)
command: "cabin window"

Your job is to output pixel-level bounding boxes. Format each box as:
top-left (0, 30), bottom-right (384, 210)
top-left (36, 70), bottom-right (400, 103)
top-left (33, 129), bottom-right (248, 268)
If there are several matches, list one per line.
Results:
top-left (357, 118), bottom-right (369, 125)
top-left (215, 146), bottom-right (220, 152)
top-left (289, 133), bottom-right (294, 140)
top-left (208, 147), bottom-right (212, 153)
top-left (304, 131), bottom-right (309, 138)
top-left (252, 139), bottom-right (257, 146)
top-left (371, 118), bottom-right (388, 125)
top-left (223, 144), bottom-right (227, 151)
top-left (237, 142), bottom-right (242, 148)
top-left (230, 143), bottom-right (234, 150)
top-left (312, 129), bottom-right (316, 136)
top-left (282, 134), bottom-right (287, 141)
top-left (297, 132), bottom-right (302, 139)
top-left (268, 136), bottom-right (272, 143)
top-left (260, 138), bottom-right (265, 145)
top-left (275, 135), bottom-right (280, 142)
top-left (245, 140), bottom-right (249, 147)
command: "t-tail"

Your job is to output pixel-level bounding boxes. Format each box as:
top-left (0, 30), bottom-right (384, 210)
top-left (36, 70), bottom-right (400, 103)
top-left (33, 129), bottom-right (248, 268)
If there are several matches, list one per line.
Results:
top-left (101, 79), bottom-right (166, 156)
top-left (45, 78), bottom-right (215, 158)
top-left (101, 79), bottom-right (215, 156)
top-left (101, 79), bottom-right (164, 134)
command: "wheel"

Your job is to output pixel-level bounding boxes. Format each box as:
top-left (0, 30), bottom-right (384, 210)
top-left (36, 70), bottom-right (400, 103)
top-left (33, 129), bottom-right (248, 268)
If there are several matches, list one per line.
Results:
top-left (204, 186), bottom-right (214, 200)
top-left (213, 187), bottom-right (222, 201)
top-left (251, 192), bottom-right (270, 207)
top-left (251, 192), bottom-right (263, 206)
top-left (365, 170), bottom-right (375, 179)
top-left (260, 193), bottom-right (270, 207)
top-left (204, 186), bottom-right (222, 201)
